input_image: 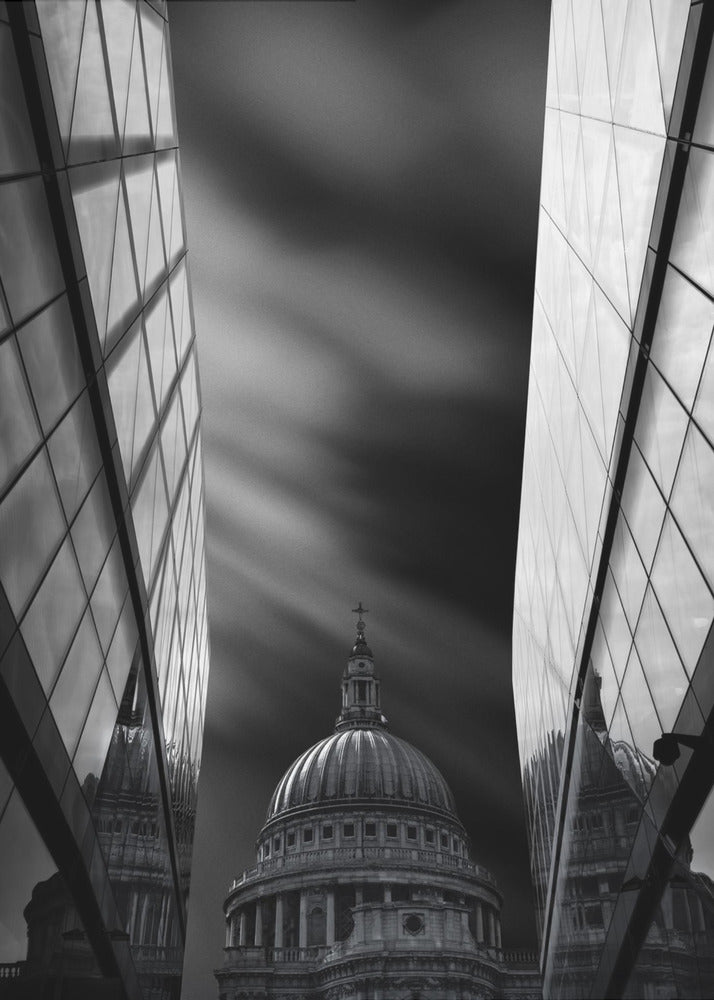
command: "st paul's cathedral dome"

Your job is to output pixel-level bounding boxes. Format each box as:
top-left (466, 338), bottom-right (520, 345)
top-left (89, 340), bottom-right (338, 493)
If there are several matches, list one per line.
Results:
top-left (216, 608), bottom-right (541, 1000)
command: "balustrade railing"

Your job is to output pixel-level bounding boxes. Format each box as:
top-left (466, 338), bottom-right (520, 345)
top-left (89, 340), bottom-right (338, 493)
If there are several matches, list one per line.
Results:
top-left (502, 949), bottom-right (539, 966)
top-left (0, 964), bottom-right (25, 979)
top-left (229, 847), bottom-right (496, 891)
top-left (131, 945), bottom-right (183, 966)
top-left (223, 946), bottom-right (325, 965)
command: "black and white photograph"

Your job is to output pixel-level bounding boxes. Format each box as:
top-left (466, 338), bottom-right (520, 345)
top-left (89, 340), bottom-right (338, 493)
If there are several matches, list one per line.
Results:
top-left (1, 1), bottom-right (714, 999)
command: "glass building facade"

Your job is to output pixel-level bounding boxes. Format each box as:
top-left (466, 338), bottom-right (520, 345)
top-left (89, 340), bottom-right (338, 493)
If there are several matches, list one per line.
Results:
top-left (513, 1), bottom-right (714, 997)
top-left (0, 2), bottom-right (209, 998)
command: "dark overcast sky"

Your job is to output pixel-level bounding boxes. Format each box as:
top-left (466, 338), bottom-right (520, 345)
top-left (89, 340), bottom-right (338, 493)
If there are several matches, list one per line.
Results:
top-left (168, 2), bottom-right (550, 996)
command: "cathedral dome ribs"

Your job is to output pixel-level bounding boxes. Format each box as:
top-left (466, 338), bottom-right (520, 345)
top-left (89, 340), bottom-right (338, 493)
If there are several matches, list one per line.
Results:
top-left (265, 730), bottom-right (459, 822)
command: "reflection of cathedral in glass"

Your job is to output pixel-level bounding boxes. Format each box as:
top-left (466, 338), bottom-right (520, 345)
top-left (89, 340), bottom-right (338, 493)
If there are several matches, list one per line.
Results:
top-left (216, 613), bottom-right (542, 1000)
top-left (514, 2), bottom-right (714, 997)
top-left (0, 3), bottom-right (208, 998)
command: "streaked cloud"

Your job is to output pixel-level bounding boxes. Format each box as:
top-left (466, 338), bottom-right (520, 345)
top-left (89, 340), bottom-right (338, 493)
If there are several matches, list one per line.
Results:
top-left (170, 2), bottom-right (550, 996)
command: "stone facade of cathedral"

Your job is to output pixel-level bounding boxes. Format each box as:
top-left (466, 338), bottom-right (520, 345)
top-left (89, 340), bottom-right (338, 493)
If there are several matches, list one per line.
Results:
top-left (215, 611), bottom-right (541, 1000)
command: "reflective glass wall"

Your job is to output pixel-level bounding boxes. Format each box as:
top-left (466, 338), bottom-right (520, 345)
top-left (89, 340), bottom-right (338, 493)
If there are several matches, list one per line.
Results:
top-left (513, 1), bottom-right (714, 996)
top-left (0, 3), bottom-right (209, 998)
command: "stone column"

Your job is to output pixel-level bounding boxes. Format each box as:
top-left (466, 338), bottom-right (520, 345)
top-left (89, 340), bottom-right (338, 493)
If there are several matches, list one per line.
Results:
top-left (138, 893), bottom-right (149, 945)
top-left (299, 891), bottom-right (308, 949)
top-left (275, 895), bottom-right (284, 948)
top-left (661, 887), bottom-right (674, 930)
top-left (157, 894), bottom-right (167, 947)
top-left (383, 884), bottom-right (392, 903)
top-left (496, 915), bottom-right (502, 948)
top-left (326, 890), bottom-right (336, 946)
top-left (694, 895), bottom-right (706, 933)
top-left (255, 900), bottom-right (263, 946)
top-left (488, 908), bottom-right (496, 947)
top-left (475, 901), bottom-right (484, 943)
top-left (225, 918), bottom-right (232, 948)
top-left (239, 910), bottom-right (247, 946)
top-left (355, 886), bottom-right (364, 905)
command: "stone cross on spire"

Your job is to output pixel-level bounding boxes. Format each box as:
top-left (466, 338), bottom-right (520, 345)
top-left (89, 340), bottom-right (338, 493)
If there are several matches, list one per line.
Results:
top-left (352, 602), bottom-right (369, 637)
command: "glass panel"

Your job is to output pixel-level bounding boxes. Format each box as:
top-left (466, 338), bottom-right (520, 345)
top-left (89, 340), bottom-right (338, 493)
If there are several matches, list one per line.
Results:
top-left (16, 294), bottom-right (84, 435)
top-left (123, 13), bottom-right (151, 154)
top-left (68, 0), bottom-right (117, 164)
top-left (107, 320), bottom-right (155, 483)
top-left (36, 0), bottom-right (87, 147)
top-left (576, 1), bottom-right (611, 122)
top-left (156, 149), bottom-right (179, 265)
top-left (139, 1), bottom-right (164, 135)
top-left (131, 443), bottom-right (168, 587)
top-left (145, 282), bottom-right (176, 412)
top-left (70, 469), bottom-right (115, 595)
top-left (612, 125), bottom-right (666, 318)
top-left (0, 177), bottom-right (64, 323)
top-left (553, 0), bottom-right (578, 114)
top-left (49, 606), bottom-right (103, 754)
top-left (620, 645), bottom-right (661, 755)
top-left (651, 513), bottom-right (714, 676)
top-left (650, 0), bottom-right (690, 128)
top-left (0, 286), bottom-right (8, 335)
top-left (124, 153), bottom-right (153, 299)
top-left (599, 569), bottom-right (633, 680)
top-left (131, 329), bottom-right (156, 479)
top-left (47, 390), bottom-right (102, 522)
top-left (0, 760), bottom-right (11, 822)
top-left (90, 534), bottom-right (128, 653)
top-left (155, 24), bottom-right (176, 148)
top-left (671, 146), bottom-right (714, 299)
top-left (567, 119), bottom-right (591, 266)
top-left (70, 161), bottom-right (121, 342)
top-left (690, 782), bottom-right (714, 880)
top-left (693, 23), bottom-right (714, 148)
top-left (634, 364), bottom-right (688, 500)
top-left (694, 337), bottom-right (714, 446)
top-left (670, 422), bottom-right (714, 591)
top-left (161, 389), bottom-right (186, 506)
top-left (634, 585), bottom-right (688, 732)
top-left (610, 515), bottom-right (647, 629)
top-left (99, 0), bottom-right (136, 142)
top-left (577, 287), bottom-right (607, 458)
top-left (72, 666), bottom-right (118, 786)
top-left (540, 109), bottom-right (565, 225)
top-left (590, 617), bottom-right (619, 727)
top-left (107, 318), bottom-right (141, 481)
top-left (169, 258), bottom-right (190, 361)
top-left (144, 169), bottom-right (166, 294)
top-left (649, 265), bottom-right (714, 411)
top-left (0, 447), bottom-right (64, 616)
top-left (613, 0), bottom-right (666, 135)
top-left (105, 188), bottom-right (139, 355)
top-left (105, 596), bottom-right (137, 703)
top-left (620, 444), bottom-right (666, 573)
top-left (181, 351), bottom-right (199, 441)
top-left (593, 135), bottom-right (631, 324)
top-left (0, 334), bottom-right (41, 495)
top-left (169, 162), bottom-right (186, 268)
top-left (20, 536), bottom-right (86, 695)
top-left (0, 23), bottom-right (40, 177)
top-left (0, 786), bottom-right (58, 965)
top-left (628, 806), bottom-right (714, 998)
